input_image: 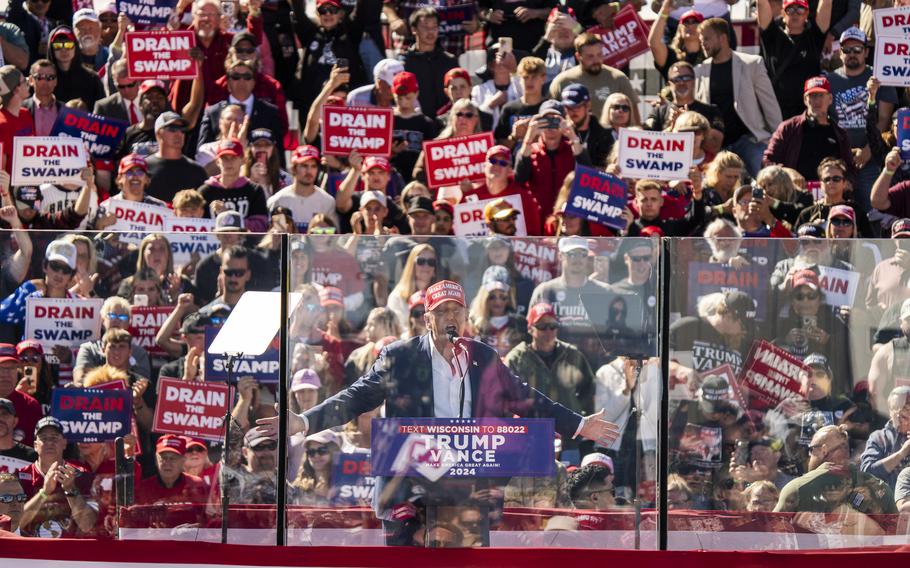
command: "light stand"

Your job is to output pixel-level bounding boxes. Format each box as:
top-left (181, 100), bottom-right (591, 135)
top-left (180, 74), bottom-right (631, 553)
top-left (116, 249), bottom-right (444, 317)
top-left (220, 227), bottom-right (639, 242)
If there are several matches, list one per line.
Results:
top-left (220, 351), bottom-right (242, 545)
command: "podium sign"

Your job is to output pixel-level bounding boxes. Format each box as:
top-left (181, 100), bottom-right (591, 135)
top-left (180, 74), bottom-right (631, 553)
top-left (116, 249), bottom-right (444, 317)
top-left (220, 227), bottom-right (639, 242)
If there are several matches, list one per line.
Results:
top-left (370, 417), bottom-right (555, 481)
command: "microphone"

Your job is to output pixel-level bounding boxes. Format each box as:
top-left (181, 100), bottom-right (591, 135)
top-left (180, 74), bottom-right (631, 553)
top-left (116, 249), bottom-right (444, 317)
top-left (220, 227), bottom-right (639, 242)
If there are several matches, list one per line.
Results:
top-left (446, 326), bottom-right (458, 344)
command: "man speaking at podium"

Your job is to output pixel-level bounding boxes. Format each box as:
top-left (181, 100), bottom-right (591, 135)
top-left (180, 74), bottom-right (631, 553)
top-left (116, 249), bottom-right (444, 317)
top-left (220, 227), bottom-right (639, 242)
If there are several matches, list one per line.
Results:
top-left (255, 280), bottom-right (619, 545)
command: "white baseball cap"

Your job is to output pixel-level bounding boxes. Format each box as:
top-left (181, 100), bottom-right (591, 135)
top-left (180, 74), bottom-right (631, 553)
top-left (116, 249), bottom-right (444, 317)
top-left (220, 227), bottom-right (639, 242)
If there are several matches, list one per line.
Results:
top-left (361, 190), bottom-right (387, 208)
top-left (45, 240), bottom-right (78, 270)
top-left (373, 59), bottom-right (405, 86)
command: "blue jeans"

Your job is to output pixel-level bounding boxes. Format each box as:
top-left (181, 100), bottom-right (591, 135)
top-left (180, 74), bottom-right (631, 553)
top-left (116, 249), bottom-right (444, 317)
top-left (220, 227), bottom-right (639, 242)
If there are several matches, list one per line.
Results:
top-left (359, 38), bottom-right (385, 78)
top-left (853, 157), bottom-right (878, 214)
top-left (726, 134), bottom-right (767, 179)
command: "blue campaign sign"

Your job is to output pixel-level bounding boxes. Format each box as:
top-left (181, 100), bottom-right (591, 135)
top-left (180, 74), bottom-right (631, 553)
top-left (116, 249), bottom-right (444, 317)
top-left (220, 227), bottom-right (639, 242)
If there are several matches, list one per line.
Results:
top-left (898, 108), bottom-right (910, 161)
top-left (370, 418), bottom-right (555, 480)
top-left (204, 327), bottom-right (279, 383)
top-left (117, 0), bottom-right (178, 26)
top-left (51, 388), bottom-right (132, 443)
top-left (436, 4), bottom-right (476, 35)
top-left (565, 165), bottom-right (628, 231)
top-left (330, 451), bottom-right (375, 506)
top-left (50, 108), bottom-right (129, 160)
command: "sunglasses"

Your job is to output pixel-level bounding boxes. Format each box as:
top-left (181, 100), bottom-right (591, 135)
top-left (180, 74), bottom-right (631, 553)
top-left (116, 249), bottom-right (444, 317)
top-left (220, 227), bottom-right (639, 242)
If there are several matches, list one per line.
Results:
top-left (304, 303), bottom-right (324, 313)
top-left (234, 47), bottom-right (257, 55)
top-left (123, 168), bottom-right (146, 178)
top-left (223, 268), bottom-right (248, 278)
top-left (410, 309), bottom-right (426, 318)
top-left (210, 316), bottom-right (227, 325)
top-left (829, 217), bottom-right (853, 227)
top-left (682, 18), bottom-right (700, 25)
top-left (669, 75), bottom-right (694, 84)
top-left (611, 104), bottom-right (631, 112)
top-left (117, 81), bottom-right (139, 89)
top-left (310, 227), bottom-right (336, 235)
top-left (33, 73), bottom-right (57, 81)
top-left (564, 250), bottom-right (587, 259)
top-left (794, 292), bottom-right (820, 301)
top-left (455, 111), bottom-right (476, 119)
top-left (107, 313), bottom-right (130, 322)
top-left (415, 257), bottom-right (437, 268)
top-left (47, 261), bottom-right (75, 275)
top-left (163, 125), bottom-right (185, 133)
top-left (51, 41), bottom-right (76, 49)
top-left (228, 72), bottom-right (254, 81)
top-left (628, 254), bottom-right (651, 262)
top-left (0, 493), bottom-right (27, 504)
top-left (307, 445), bottom-right (331, 456)
top-left (488, 293), bottom-right (509, 301)
top-left (317, 6), bottom-right (340, 14)
top-left (488, 157), bottom-right (510, 167)
top-left (186, 445), bottom-right (207, 453)
top-left (29, 0), bottom-right (51, 3)
top-left (252, 442), bottom-right (278, 452)
top-left (841, 45), bottom-right (864, 55)
top-left (822, 175), bottom-right (844, 183)
top-left (785, 6), bottom-right (807, 14)
top-left (19, 354), bottom-right (42, 363)
top-left (534, 323), bottom-right (559, 331)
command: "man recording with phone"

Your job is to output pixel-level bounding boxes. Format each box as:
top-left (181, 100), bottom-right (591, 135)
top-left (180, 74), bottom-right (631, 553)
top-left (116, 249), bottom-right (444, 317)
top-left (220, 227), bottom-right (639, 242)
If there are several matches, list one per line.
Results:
top-left (254, 280), bottom-right (620, 545)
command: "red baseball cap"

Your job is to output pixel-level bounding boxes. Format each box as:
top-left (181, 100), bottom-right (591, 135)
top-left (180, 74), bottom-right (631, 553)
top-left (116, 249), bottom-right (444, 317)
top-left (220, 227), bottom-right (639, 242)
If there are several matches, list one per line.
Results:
top-left (216, 138), bottom-right (245, 159)
top-left (433, 199), bottom-right (454, 216)
top-left (444, 67), bottom-right (471, 87)
top-left (0, 344), bottom-right (18, 365)
top-left (118, 153), bottom-right (147, 175)
top-left (392, 71), bottom-right (419, 95)
top-left (790, 269), bottom-right (820, 291)
top-left (16, 339), bottom-right (43, 357)
top-left (138, 79), bottom-right (166, 97)
top-left (292, 145), bottom-right (320, 164)
top-left (640, 225), bottom-right (665, 238)
top-left (317, 0), bottom-right (342, 7)
top-left (156, 434), bottom-right (187, 455)
top-left (485, 144), bottom-right (511, 161)
top-left (679, 9), bottom-right (704, 23)
top-left (362, 156), bottom-right (391, 173)
top-left (424, 280), bottom-right (466, 312)
top-left (804, 76), bottom-right (830, 95)
top-left (408, 290), bottom-right (427, 310)
top-left (783, 0), bottom-right (809, 9)
top-left (319, 286), bottom-right (344, 307)
top-left (828, 204), bottom-right (856, 223)
top-left (527, 303), bottom-right (558, 328)
top-left (182, 437), bottom-right (207, 451)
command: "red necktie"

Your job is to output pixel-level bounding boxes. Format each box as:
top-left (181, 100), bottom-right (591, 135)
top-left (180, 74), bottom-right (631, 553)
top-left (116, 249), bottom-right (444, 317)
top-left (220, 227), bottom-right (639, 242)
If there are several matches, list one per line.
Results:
top-left (128, 102), bottom-right (139, 124)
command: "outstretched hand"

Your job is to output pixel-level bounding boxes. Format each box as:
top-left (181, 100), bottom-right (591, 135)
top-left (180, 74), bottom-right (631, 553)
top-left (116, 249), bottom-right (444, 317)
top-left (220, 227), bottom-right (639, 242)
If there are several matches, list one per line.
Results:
top-left (578, 409), bottom-right (621, 447)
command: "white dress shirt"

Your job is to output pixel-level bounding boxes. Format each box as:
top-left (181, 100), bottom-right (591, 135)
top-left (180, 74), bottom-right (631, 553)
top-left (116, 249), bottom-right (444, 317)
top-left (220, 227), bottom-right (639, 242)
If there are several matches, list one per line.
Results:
top-left (430, 336), bottom-right (472, 418)
top-left (229, 94), bottom-right (255, 117)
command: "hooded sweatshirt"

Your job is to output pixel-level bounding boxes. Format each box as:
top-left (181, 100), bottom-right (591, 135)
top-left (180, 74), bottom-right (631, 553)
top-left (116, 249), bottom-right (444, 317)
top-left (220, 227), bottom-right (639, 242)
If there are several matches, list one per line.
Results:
top-left (46, 26), bottom-right (106, 109)
top-left (198, 175), bottom-right (269, 232)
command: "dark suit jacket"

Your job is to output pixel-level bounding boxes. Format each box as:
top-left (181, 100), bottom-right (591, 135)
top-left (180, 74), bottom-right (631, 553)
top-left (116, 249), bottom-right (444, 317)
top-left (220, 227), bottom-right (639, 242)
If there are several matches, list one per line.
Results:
top-left (22, 97), bottom-right (64, 124)
top-left (197, 98), bottom-right (285, 156)
top-left (93, 93), bottom-right (130, 123)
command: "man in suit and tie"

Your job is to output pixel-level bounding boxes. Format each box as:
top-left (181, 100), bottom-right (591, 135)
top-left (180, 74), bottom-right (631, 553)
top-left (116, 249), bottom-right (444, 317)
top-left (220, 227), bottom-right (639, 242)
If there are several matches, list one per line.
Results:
top-left (93, 59), bottom-right (142, 125)
top-left (197, 59), bottom-right (285, 160)
top-left (695, 18), bottom-right (782, 178)
top-left (256, 280), bottom-right (620, 545)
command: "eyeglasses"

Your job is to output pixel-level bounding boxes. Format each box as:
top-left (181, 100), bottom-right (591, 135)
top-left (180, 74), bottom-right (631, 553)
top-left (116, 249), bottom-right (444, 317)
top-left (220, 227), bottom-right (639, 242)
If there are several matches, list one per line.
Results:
top-left (669, 75), bottom-right (694, 84)
top-left (234, 47), bottom-right (257, 55)
top-left (123, 168), bottom-right (146, 178)
top-left (415, 257), bottom-right (437, 268)
top-left (47, 261), bottom-right (75, 275)
top-left (252, 442), bottom-right (278, 452)
top-left (107, 313), bottom-right (130, 322)
top-left (0, 493), bottom-right (27, 504)
top-left (455, 111), bottom-right (476, 119)
top-left (306, 445), bottom-right (331, 456)
top-left (223, 268), bottom-right (248, 277)
top-left (317, 6), bottom-right (340, 15)
top-left (410, 309), bottom-right (426, 318)
top-left (611, 104), bottom-right (631, 112)
top-left (822, 175), bottom-right (844, 183)
top-left (51, 41), bottom-right (75, 50)
top-left (564, 250), bottom-right (587, 259)
top-left (841, 45), bottom-right (864, 55)
top-left (629, 254), bottom-right (651, 263)
top-left (228, 72), bottom-right (254, 81)
top-left (117, 81), bottom-right (139, 89)
top-left (19, 354), bottom-right (42, 363)
top-left (829, 217), bottom-right (852, 227)
top-left (785, 6), bottom-right (807, 15)
top-left (794, 292), bottom-right (820, 301)
top-left (33, 73), bottom-right (56, 81)
top-left (534, 323), bottom-right (559, 331)
top-left (488, 157), bottom-right (510, 167)
top-left (488, 293), bottom-right (509, 301)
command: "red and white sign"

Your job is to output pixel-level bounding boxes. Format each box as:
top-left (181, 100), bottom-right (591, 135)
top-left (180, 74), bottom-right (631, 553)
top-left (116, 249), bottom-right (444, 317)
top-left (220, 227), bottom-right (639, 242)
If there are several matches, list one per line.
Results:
top-left (102, 198), bottom-right (172, 237)
top-left (739, 340), bottom-right (806, 410)
top-left (163, 217), bottom-right (219, 268)
top-left (618, 129), bottom-right (694, 181)
top-left (817, 265), bottom-right (861, 307)
top-left (152, 378), bottom-right (231, 441)
top-left (11, 136), bottom-right (87, 186)
top-left (597, 5), bottom-right (650, 69)
top-left (873, 6), bottom-right (910, 39)
top-left (874, 38), bottom-right (910, 87)
top-left (0, 454), bottom-right (30, 474)
top-left (453, 194), bottom-right (527, 237)
top-left (422, 132), bottom-right (494, 189)
top-left (321, 105), bottom-right (393, 156)
top-left (125, 30), bottom-right (198, 80)
top-left (24, 297), bottom-right (104, 352)
top-left (129, 306), bottom-right (173, 357)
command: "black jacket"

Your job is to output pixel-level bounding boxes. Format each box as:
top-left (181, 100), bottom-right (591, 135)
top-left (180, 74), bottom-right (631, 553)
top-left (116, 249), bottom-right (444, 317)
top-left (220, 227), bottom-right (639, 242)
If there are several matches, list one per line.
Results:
top-left (197, 98), bottom-right (286, 159)
top-left (401, 45), bottom-right (458, 118)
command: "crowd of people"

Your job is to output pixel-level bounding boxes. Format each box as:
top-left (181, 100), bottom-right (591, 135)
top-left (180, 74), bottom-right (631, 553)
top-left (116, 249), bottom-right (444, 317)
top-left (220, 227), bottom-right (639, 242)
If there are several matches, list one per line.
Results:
top-left (0, 0), bottom-right (909, 546)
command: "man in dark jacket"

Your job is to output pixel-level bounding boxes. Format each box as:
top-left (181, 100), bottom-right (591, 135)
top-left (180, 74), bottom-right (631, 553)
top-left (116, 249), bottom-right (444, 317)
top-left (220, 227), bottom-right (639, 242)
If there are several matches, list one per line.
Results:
top-left (561, 83), bottom-right (612, 169)
top-left (400, 7), bottom-right (457, 118)
top-left (762, 76), bottom-right (854, 183)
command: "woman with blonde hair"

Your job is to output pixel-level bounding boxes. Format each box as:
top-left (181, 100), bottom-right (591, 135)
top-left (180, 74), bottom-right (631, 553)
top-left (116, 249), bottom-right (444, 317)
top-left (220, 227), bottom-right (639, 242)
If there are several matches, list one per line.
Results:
top-left (468, 266), bottom-right (528, 357)
top-left (388, 244), bottom-right (437, 330)
top-left (117, 233), bottom-right (194, 304)
top-left (648, 0), bottom-right (705, 80)
top-left (412, 99), bottom-right (483, 183)
top-left (753, 165), bottom-right (812, 228)
top-left (603, 93), bottom-right (638, 138)
top-left (344, 308), bottom-right (401, 385)
top-left (703, 151), bottom-right (744, 206)
top-left (671, 110), bottom-right (711, 167)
